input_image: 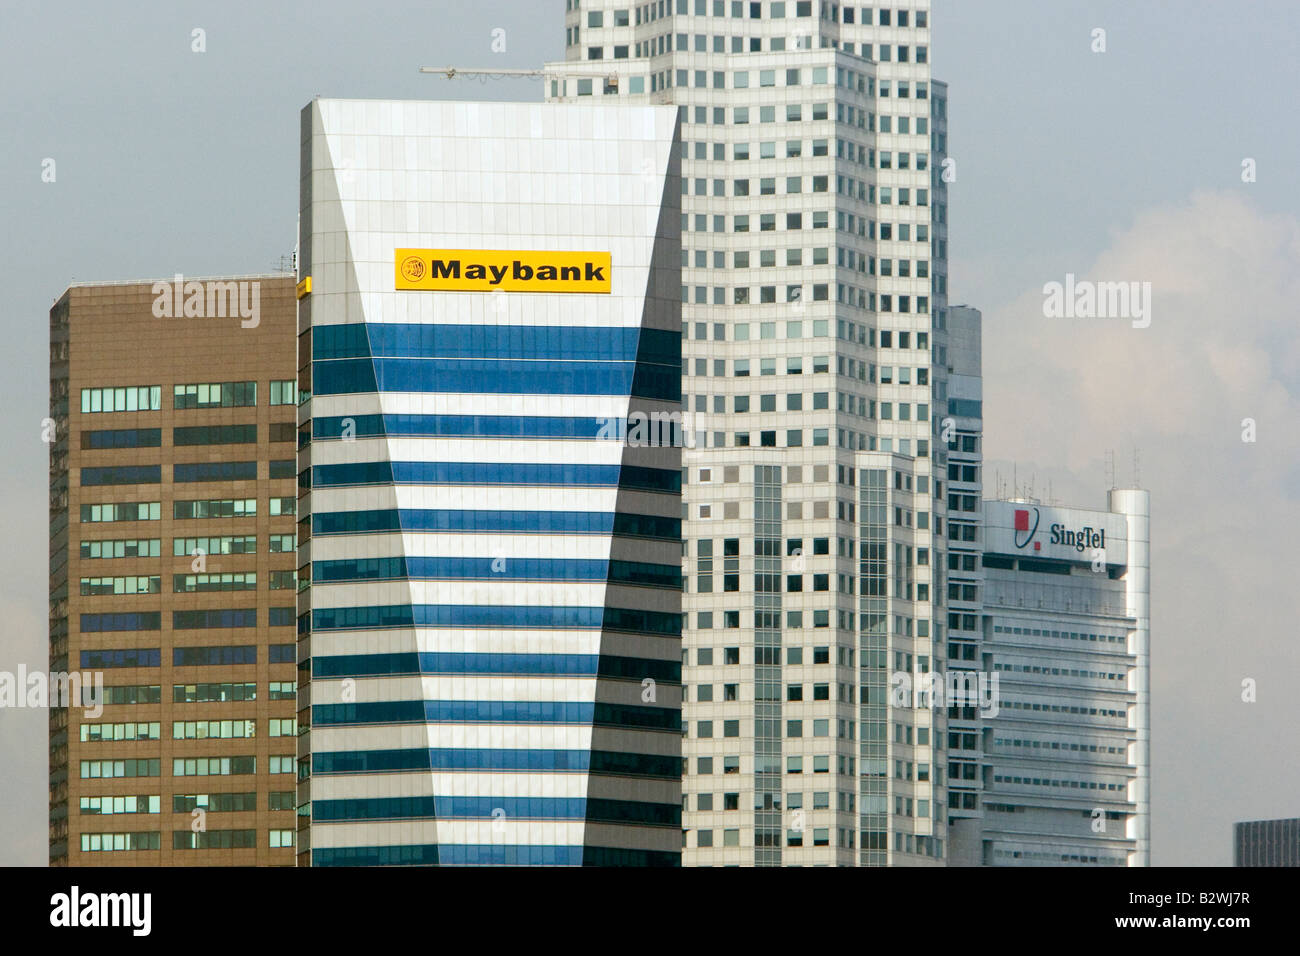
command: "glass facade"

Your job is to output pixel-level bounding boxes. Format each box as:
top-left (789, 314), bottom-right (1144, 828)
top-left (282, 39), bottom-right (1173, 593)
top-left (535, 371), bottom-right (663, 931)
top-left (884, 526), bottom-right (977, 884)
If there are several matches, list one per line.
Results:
top-left (297, 98), bottom-right (683, 865)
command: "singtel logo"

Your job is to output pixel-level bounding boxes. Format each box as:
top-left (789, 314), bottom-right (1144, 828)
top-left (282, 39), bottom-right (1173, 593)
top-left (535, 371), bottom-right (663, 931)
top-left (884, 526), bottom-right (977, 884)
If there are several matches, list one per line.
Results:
top-left (1051, 524), bottom-right (1106, 552)
top-left (1013, 507), bottom-right (1040, 550)
top-left (1013, 508), bottom-right (1106, 553)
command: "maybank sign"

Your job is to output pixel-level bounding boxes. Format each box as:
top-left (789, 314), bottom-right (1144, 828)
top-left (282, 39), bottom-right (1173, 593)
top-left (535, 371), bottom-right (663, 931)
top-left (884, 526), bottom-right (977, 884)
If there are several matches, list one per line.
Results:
top-left (396, 249), bottom-right (612, 293)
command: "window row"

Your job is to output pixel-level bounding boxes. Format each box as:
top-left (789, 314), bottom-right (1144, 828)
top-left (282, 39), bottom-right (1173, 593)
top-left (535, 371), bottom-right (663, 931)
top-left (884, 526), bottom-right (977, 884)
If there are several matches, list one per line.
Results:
top-left (82, 681), bottom-right (288, 705)
top-left (80, 423), bottom-right (295, 449)
top-left (78, 497), bottom-right (296, 526)
top-left (79, 462), bottom-right (296, 486)
top-left (685, 352), bottom-right (832, 376)
top-left (170, 681), bottom-right (296, 703)
top-left (78, 829), bottom-right (294, 852)
top-left (172, 572), bottom-right (297, 592)
top-left (79, 381), bottom-right (294, 414)
top-left (615, 0), bottom-right (927, 28)
top-left (79, 643), bottom-right (295, 668)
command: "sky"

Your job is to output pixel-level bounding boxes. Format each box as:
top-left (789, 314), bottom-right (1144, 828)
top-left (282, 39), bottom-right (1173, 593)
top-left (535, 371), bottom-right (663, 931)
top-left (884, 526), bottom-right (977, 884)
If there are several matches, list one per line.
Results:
top-left (1, 0), bottom-right (1297, 866)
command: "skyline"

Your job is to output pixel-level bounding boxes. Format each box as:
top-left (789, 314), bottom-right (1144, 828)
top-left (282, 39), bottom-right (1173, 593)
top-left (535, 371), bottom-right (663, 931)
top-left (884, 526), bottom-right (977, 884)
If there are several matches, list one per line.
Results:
top-left (2, 0), bottom-right (1299, 865)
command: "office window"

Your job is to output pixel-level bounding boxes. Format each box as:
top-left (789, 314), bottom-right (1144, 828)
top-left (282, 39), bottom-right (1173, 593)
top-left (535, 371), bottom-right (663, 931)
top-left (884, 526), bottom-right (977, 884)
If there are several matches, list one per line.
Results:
top-left (173, 382), bottom-right (256, 409)
top-left (269, 380), bottom-right (296, 405)
top-left (80, 386), bottom-right (161, 414)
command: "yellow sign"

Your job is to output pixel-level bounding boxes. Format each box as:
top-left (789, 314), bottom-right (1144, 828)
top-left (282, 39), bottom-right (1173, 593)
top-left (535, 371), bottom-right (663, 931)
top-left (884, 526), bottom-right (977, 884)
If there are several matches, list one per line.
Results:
top-left (296, 276), bottom-right (312, 300)
top-left (395, 249), bottom-right (612, 294)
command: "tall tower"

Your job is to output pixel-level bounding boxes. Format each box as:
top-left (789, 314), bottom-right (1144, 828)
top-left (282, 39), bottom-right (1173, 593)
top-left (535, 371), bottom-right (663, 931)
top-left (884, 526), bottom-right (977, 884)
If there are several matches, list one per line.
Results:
top-left (547, 0), bottom-right (961, 864)
top-left (295, 98), bottom-right (683, 865)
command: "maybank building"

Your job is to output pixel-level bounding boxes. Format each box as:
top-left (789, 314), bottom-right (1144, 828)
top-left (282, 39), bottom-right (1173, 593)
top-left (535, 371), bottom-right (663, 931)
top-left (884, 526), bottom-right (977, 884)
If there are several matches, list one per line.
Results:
top-left (295, 98), bottom-right (683, 866)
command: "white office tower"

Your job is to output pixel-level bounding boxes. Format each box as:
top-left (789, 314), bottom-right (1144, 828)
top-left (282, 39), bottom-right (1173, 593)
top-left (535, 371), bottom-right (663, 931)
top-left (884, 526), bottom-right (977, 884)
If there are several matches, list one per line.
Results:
top-left (547, 1), bottom-right (959, 865)
top-left (971, 492), bottom-right (1151, 866)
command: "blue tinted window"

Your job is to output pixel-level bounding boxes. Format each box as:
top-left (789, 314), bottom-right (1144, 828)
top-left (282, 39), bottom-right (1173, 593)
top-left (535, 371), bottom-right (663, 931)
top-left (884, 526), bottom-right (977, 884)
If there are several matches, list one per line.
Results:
top-left (80, 612), bottom-right (161, 632)
top-left (81, 648), bottom-right (161, 668)
top-left (173, 462), bottom-right (257, 483)
top-left (173, 645), bottom-right (257, 666)
top-left (173, 608), bottom-right (257, 629)
top-left (81, 465), bottom-right (161, 486)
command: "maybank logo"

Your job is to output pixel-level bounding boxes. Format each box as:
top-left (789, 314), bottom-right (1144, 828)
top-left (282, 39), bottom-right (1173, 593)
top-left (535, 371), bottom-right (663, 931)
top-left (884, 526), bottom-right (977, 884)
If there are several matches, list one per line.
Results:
top-left (395, 249), bottom-right (611, 293)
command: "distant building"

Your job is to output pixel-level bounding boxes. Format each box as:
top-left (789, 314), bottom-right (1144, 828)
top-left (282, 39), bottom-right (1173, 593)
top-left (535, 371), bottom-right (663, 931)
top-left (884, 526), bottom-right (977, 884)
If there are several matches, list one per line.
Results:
top-left (955, 490), bottom-right (1150, 866)
top-left (1235, 818), bottom-right (1300, 866)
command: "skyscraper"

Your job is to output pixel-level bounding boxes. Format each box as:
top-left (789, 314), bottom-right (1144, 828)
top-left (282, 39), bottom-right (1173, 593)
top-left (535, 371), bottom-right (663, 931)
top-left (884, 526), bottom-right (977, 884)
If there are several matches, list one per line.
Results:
top-left (942, 304), bottom-right (985, 834)
top-left (48, 275), bottom-right (300, 864)
top-left (546, 0), bottom-right (957, 864)
top-left (295, 97), bottom-right (683, 865)
top-left (957, 491), bottom-right (1151, 866)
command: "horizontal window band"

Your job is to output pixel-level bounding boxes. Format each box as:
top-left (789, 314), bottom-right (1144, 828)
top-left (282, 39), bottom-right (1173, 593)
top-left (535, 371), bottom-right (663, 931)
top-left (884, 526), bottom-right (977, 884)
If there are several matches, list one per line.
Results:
top-left (308, 461), bottom-right (679, 493)
top-left (311, 748), bottom-right (681, 779)
top-left (311, 795), bottom-right (680, 827)
top-left (312, 358), bottom-right (679, 402)
top-left (310, 413), bottom-right (687, 446)
top-left (313, 700), bottom-right (680, 731)
top-left (80, 465), bottom-right (161, 486)
top-left (310, 652), bottom-right (680, 684)
top-left (311, 509), bottom-right (680, 540)
top-left (310, 845), bottom-right (683, 867)
top-left (313, 414), bottom-right (608, 440)
top-left (312, 323), bottom-right (679, 365)
top-left (313, 556), bottom-right (681, 589)
top-left (310, 604), bottom-right (682, 636)
top-left (312, 844), bottom-right (582, 867)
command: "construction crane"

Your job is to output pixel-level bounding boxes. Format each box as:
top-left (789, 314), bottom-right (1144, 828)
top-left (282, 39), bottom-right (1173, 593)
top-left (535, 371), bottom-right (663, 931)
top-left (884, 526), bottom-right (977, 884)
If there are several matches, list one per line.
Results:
top-left (420, 66), bottom-right (545, 79)
top-left (419, 65), bottom-right (621, 91)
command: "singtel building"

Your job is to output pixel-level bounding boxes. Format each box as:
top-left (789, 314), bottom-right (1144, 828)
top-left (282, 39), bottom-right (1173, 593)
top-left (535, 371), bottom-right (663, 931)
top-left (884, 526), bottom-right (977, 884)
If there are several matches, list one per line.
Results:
top-left (951, 492), bottom-right (1151, 866)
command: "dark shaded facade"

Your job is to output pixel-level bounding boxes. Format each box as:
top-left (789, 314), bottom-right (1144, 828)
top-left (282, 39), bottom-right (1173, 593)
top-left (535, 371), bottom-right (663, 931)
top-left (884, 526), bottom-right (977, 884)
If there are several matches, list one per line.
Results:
top-left (1234, 818), bottom-right (1300, 867)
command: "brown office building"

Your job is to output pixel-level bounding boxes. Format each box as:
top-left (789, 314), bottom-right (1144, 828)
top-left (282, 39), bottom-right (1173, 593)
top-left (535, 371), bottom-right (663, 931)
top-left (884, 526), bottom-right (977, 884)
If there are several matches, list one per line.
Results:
top-left (49, 274), bottom-right (300, 864)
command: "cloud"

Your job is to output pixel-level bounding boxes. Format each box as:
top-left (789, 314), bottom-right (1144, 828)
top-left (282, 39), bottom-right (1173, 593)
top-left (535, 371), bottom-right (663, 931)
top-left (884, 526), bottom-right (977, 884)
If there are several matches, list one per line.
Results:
top-left (981, 190), bottom-right (1300, 864)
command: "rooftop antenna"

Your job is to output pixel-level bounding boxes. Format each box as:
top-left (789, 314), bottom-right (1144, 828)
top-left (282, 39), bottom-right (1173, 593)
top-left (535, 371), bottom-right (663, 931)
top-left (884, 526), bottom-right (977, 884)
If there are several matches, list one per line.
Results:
top-left (1105, 450), bottom-right (1116, 490)
top-left (1132, 445), bottom-right (1141, 489)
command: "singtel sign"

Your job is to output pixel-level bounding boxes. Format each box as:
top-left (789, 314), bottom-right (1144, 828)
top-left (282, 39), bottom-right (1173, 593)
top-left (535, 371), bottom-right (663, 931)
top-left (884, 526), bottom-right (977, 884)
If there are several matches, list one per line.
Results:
top-left (1014, 507), bottom-right (1106, 553)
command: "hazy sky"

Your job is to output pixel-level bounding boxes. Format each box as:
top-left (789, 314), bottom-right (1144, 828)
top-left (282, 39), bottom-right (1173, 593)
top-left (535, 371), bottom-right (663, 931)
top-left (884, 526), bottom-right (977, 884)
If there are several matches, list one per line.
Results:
top-left (2, 0), bottom-right (1297, 866)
